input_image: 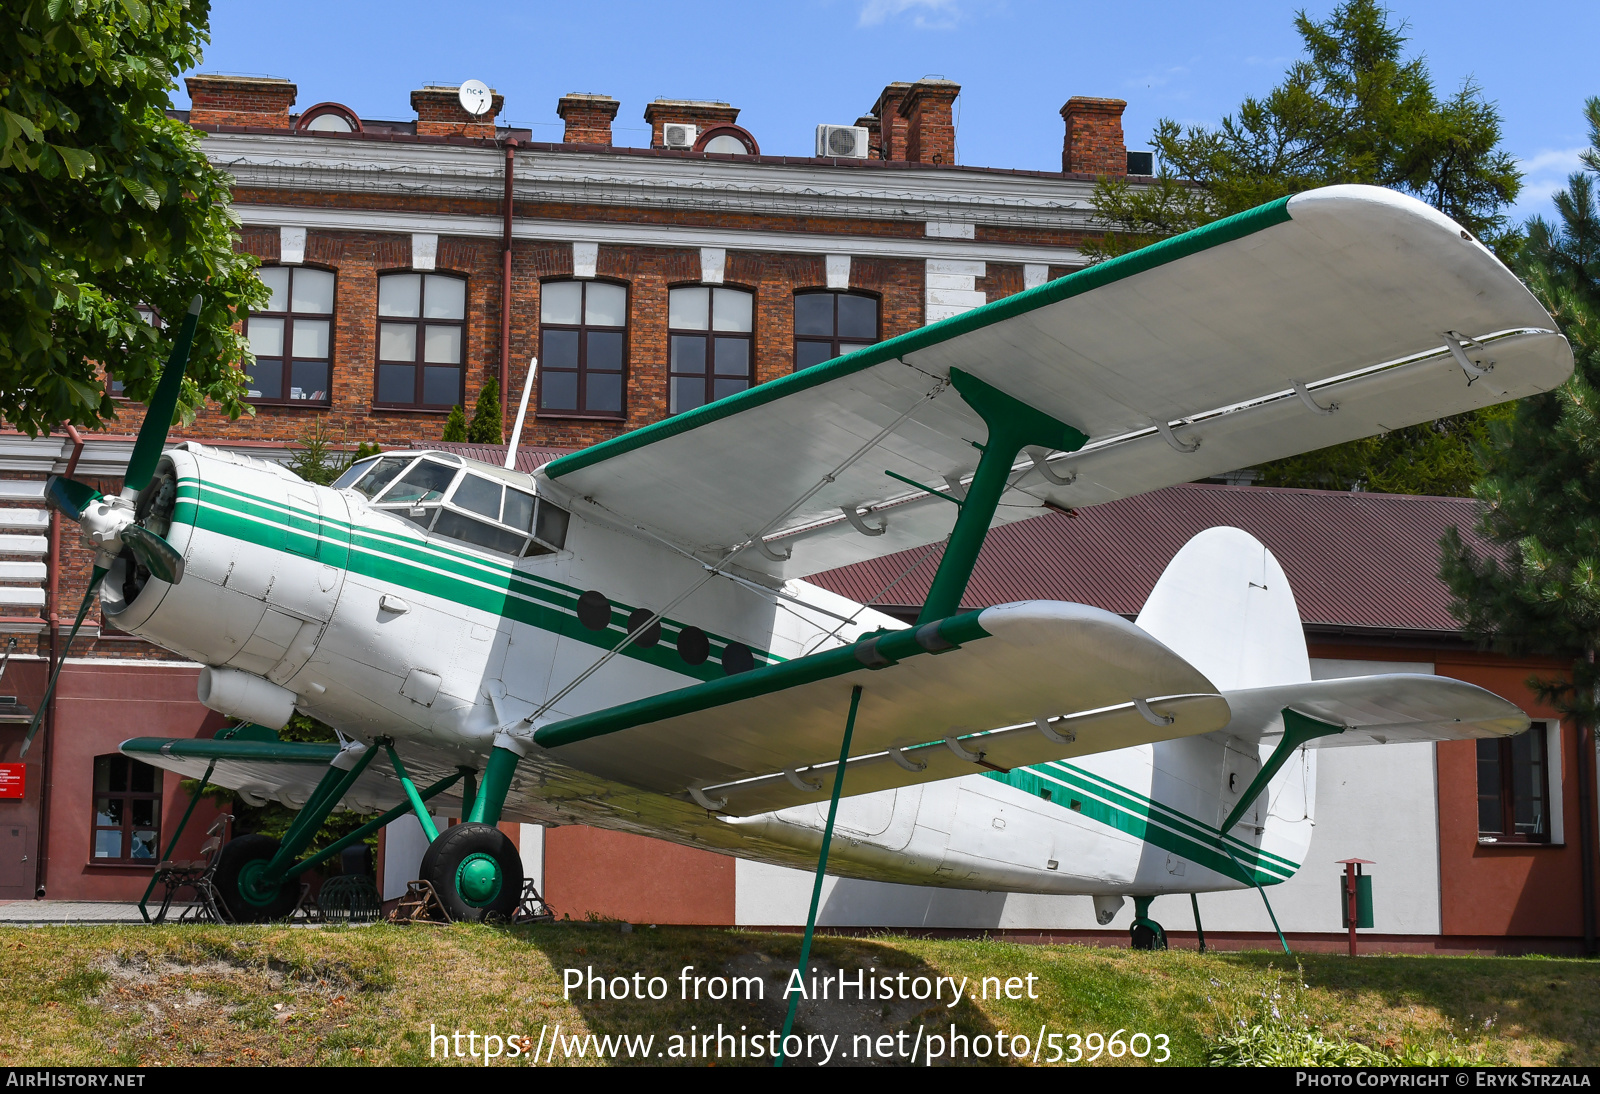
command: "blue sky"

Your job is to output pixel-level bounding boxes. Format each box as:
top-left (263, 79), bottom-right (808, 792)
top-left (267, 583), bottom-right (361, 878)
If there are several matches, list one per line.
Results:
top-left (183, 0), bottom-right (1598, 225)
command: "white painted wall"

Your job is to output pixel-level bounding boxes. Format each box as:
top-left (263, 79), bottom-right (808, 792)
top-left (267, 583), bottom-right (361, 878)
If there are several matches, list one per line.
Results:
top-left (519, 823), bottom-right (545, 894)
top-left (737, 658), bottom-right (1447, 936)
top-left (380, 812), bottom-right (437, 901)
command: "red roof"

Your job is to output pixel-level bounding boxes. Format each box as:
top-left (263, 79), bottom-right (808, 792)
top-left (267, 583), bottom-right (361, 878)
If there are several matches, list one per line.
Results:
top-left (412, 441), bottom-right (570, 475)
top-left (809, 483), bottom-right (1492, 636)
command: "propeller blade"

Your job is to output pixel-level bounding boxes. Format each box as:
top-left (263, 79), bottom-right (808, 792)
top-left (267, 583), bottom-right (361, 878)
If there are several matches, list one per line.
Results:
top-left (121, 524), bottom-right (184, 585)
top-left (122, 294), bottom-right (202, 500)
top-left (19, 564), bottom-right (106, 758)
top-left (44, 476), bottom-right (102, 522)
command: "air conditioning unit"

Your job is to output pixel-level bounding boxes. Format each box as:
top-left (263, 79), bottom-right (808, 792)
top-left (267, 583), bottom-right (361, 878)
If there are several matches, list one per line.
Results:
top-left (1126, 150), bottom-right (1155, 176)
top-left (816, 124), bottom-right (870, 159)
top-left (662, 123), bottom-right (697, 149)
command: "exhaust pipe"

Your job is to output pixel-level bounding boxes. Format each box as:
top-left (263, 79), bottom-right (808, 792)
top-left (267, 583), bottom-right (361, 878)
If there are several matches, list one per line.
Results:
top-left (197, 666), bottom-right (297, 729)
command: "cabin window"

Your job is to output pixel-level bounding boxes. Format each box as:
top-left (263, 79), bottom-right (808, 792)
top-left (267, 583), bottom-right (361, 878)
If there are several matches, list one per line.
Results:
top-left (375, 272), bottom-right (467, 409)
top-left (667, 286), bottom-right (754, 414)
top-left (247, 266), bottom-right (335, 405)
top-left (91, 754), bottom-right (162, 864)
top-left (363, 457), bottom-right (570, 555)
top-left (1477, 724), bottom-right (1552, 844)
top-left (794, 290), bottom-right (878, 371)
top-left (336, 455), bottom-right (408, 497)
top-left (538, 280), bottom-right (628, 418)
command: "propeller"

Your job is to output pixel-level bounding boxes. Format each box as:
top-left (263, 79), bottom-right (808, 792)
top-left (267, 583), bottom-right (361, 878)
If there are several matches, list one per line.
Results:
top-left (20, 294), bottom-right (203, 757)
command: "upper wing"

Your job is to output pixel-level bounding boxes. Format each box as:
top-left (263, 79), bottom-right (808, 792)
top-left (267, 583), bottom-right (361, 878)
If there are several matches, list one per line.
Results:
top-left (1221, 674), bottom-right (1529, 746)
top-left (534, 600), bottom-right (1231, 817)
top-left (541, 185), bottom-right (1571, 579)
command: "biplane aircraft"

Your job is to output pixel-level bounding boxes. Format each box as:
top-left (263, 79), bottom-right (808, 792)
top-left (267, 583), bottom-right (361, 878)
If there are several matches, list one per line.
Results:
top-left (23, 185), bottom-right (1571, 940)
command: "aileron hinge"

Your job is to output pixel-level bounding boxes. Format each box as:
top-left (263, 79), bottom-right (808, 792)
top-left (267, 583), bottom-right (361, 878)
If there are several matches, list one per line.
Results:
top-left (1155, 419), bottom-right (1200, 453)
top-left (1443, 331), bottom-right (1494, 384)
top-left (1028, 447), bottom-right (1077, 486)
top-left (1290, 379), bottom-right (1338, 415)
top-left (841, 504), bottom-right (887, 537)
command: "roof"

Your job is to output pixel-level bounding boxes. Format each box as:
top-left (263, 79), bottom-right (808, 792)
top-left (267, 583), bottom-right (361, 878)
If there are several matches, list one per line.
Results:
top-left (413, 441), bottom-right (571, 476)
top-left (808, 482), bottom-right (1493, 638)
top-left (419, 442), bottom-right (1493, 638)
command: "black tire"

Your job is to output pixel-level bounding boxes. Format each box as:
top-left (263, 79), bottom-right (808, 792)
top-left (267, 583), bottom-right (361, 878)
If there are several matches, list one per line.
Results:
top-left (214, 834), bottom-right (297, 923)
top-left (419, 822), bottom-right (522, 923)
top-left (1130, 921), bottom-right (1168, 951)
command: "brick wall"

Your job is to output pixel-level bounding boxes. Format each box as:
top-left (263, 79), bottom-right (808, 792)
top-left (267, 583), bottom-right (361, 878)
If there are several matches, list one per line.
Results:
top-left (870, 83), bottom-right (912, 161)
top-left (557, 94), bottom-right (620, 145)
top-left (1060, 97), bottom-right (1127, 177)
top-left (411, 86), bottom-right (503, 138)
top-left (643, 99), bottom-right (740, 148)
top-left (900, 79), bottom-right (960, 165)
top-left (185, 75), bottom-right (296, 129)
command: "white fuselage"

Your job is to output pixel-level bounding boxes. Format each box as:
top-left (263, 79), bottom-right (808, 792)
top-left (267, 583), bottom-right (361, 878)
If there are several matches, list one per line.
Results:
top-left (108, 444), bottom-right (1312, 898)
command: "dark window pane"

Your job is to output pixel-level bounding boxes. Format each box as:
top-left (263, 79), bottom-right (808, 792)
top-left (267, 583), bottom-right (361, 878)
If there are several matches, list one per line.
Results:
top-left (352, 457), bottom-right (409, 499)
top-left (422, 366), bottom-right (460, 406)
top-left (93, 756), bottom-right (112, 793)
top-left (713, 377), bottom-right (749, 401)
top-left (1477, 738), bottom-right (1503, 834)
top-left (672, 376), bottom-right (706, 415)
top-left (541, 370), bottom-right (578, 411)
top-left (245, 358), bottom-right (283, 400)
top-left (795, 294), bottom-right (834, 336)
top-left (576, 590), bottom-right (611, 631)
top-left (722, 641), bottom-right (754, 675)
top-left (333, 458), bottom-right (376, 491)
top-left (95, 798), bottom-right (118, 826)
top-left (713, 337), bottom-right (749, 377)
top-left (381, 460), bottom-right (457, 505)
top-left (452, 475), bottom-right (502, 519)
top-left (109, 755), bottom-right (129, 793)
top-left (535, 501), bottom-right (569, 548)
top-left (837, 294), bottom-right (878, 339)
top-left (586, 371), bottom-right (622, 413)
top-left (377, 363), bottom-right (415, 404)
top-left (503, 488), bottom-right (534, 532)
top-left (131, 798), bottom-right (155, 826)
top-left (129, 760), bottom-right (155, 793)
top-left (290, 361), bottom-right (330, 402)
top-left (671, 334), bottom-right (707, 375)
top-left (795, 341), bottom-right (834, 370)
top-left (677, 625), bottom-right (709, 665)
top-left (586, 330), bottom-right (624, 372)
top-left (1512, 730), bottom-right (1546, 836)
top-left (626, 607), bottom-right (661, 648)
top-left (543, 329), bottom-right (579, 371)
top-left (434, 509), bottom-right (526, 555)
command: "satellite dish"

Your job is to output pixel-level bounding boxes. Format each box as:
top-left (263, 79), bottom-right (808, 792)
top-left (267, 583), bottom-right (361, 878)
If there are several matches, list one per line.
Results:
top-left (458, 80), bottom-right (492, 117)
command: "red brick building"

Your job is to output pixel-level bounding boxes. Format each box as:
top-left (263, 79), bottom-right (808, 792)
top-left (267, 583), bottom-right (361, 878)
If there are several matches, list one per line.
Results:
top-left (0, 75), bottom-right (1591, 950)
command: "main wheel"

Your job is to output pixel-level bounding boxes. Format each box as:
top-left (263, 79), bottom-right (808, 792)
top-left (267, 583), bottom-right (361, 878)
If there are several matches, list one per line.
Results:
top-left (214, 834), bottom-right (297, 923)
top-left (1130, 920), bottom-right (1169, 951)
top-left (419, 822), bottom-right (522, 922)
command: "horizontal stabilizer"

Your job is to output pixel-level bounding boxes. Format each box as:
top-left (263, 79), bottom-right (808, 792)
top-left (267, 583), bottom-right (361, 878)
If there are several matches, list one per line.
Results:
top-left (534, 600), bottom-right (1231, 817)
top-left (1222, 674), bottom-right (1529, 746)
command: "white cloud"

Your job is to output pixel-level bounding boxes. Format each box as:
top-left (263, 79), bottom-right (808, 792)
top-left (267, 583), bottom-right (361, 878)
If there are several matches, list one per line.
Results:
top-left (1510, 146), bottom-right (1589, 221)
top-left (858, 0), bottom-right (962, 29)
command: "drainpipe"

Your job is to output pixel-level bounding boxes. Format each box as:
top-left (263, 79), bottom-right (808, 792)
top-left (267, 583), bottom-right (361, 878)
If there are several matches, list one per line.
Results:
top-left (34, 425), bottom-right (84, 897)
top-left (1582, 652), bottom-right (1598, 955)
top-left (499, 139), bottom-right (517, 440)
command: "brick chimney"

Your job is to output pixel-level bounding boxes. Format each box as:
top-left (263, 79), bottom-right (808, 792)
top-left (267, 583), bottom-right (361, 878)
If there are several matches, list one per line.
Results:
top-left (900, 79), bottom-right (960, 165)
top-left (854, 114), bottom-right (881, 158)
top-left (184, 74), bottom-right (296, 129)
top-left (557, 94), bottom-right (620, 145)
top-left (867, 82), bottom-right (912, 160)
top-left (411, 85), bottom-right (503, 138)
top-left (1060, 97), bottom-right (1127, 176)
top-left (643, 99), bottom-right (740, 148)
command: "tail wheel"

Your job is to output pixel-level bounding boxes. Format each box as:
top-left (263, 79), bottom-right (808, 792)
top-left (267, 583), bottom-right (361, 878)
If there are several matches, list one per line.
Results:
top-left (419, 822), bottom-right (522, 923)
top-left (1130, 919), bottom-right (1168, 951)
top-left (214, 834), bottom-right (297, 923)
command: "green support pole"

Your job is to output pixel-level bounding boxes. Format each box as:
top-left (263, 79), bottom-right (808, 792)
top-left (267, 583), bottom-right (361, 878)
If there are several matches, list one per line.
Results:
top-left (283, 771), bottom-right (463, 882)
top-left (1191, 892), bottom-right (1207, 953)
top-left (385, 744), bottom-right (440, 842)
top-left (917, 369), bottom-right (1087, 624)
top-left (260, 744), bottom-right (380, 881)
top-left (138, 759), bottom-right (216, 923)
top-left (1219, 840), bottom-right (1291, 955)
top-left (467, 745), bottom-right (520, 826)
top-left (777, 685), bottom-right (862, 1069)
top-left (458, 766), bottom-right (478, 821)
top-left (1222, 709), bottom-right (1344, 833)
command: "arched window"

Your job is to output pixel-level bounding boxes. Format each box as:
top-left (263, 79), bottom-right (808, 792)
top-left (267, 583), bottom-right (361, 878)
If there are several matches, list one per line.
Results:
top-left (296, 102), bottom-right (362, 134)
top-left (247, 266), bottom-right (335, 404)
top-left (376, 272), bottom-right (466, 409)
top-left (794, 291), bottom-right (878, 371)
top-left (91, 754), bottom-right (162, 863)
top-left (668, 286), bottom-right (753, 414)
top-left (693, 125), bottom-right (760, 156)
top-left (539, 280), bottom-right (627, 417)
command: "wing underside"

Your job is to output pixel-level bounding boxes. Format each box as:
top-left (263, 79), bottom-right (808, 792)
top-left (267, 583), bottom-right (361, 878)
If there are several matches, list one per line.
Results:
top-left (1222, 673), bottom-right (1531, 746)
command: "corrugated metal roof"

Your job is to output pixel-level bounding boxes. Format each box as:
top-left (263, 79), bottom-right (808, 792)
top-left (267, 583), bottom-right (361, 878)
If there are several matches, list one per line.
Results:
top-left (809, 483), bottom-right (1492, 635)
top-left (410, 441), bottom-right (570, 475)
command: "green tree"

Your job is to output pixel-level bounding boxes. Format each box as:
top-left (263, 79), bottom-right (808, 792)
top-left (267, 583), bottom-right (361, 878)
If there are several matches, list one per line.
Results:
top-left (1085, 1), bottom-right (1522, 495)
top-left (440, 403), bottom-right (468, 442)
top-left (1439, 97), bottom-right (1600, 953)
top-left (0, 0), bottom-right (265, 437)
top-left (467, 375), bottom-right (502, 444)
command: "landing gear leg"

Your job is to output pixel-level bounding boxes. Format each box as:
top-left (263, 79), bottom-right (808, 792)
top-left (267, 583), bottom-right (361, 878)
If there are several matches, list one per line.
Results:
top-left (415, 735), bottom-right (526, 922)
top-left (1131, 896), bottom-right (1168, 951)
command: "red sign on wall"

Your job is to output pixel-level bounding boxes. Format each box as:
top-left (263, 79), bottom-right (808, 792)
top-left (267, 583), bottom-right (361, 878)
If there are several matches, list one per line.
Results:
top-left (0, 764), bottom-right (24, 799)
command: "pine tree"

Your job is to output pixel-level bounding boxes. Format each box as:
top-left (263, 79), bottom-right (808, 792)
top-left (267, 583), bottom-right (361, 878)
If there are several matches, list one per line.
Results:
top-left (440, 404), bottom-right (467, 442)
top-left (1440, 97), bottom-right (1600, 953)
top-left (467, 376), bottom-right (503, 444)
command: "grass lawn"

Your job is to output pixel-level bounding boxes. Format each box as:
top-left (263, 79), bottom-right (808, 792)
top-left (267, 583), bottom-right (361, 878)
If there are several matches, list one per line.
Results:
top-left (0, 924), bottom-right (1594, 1066)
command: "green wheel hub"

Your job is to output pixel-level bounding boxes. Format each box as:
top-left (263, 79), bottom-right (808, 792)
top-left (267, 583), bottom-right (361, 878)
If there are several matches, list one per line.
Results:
top-left (456, 852), bottom-right (503, 906)
top-left (237, 859), bottom-right (284, 907)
